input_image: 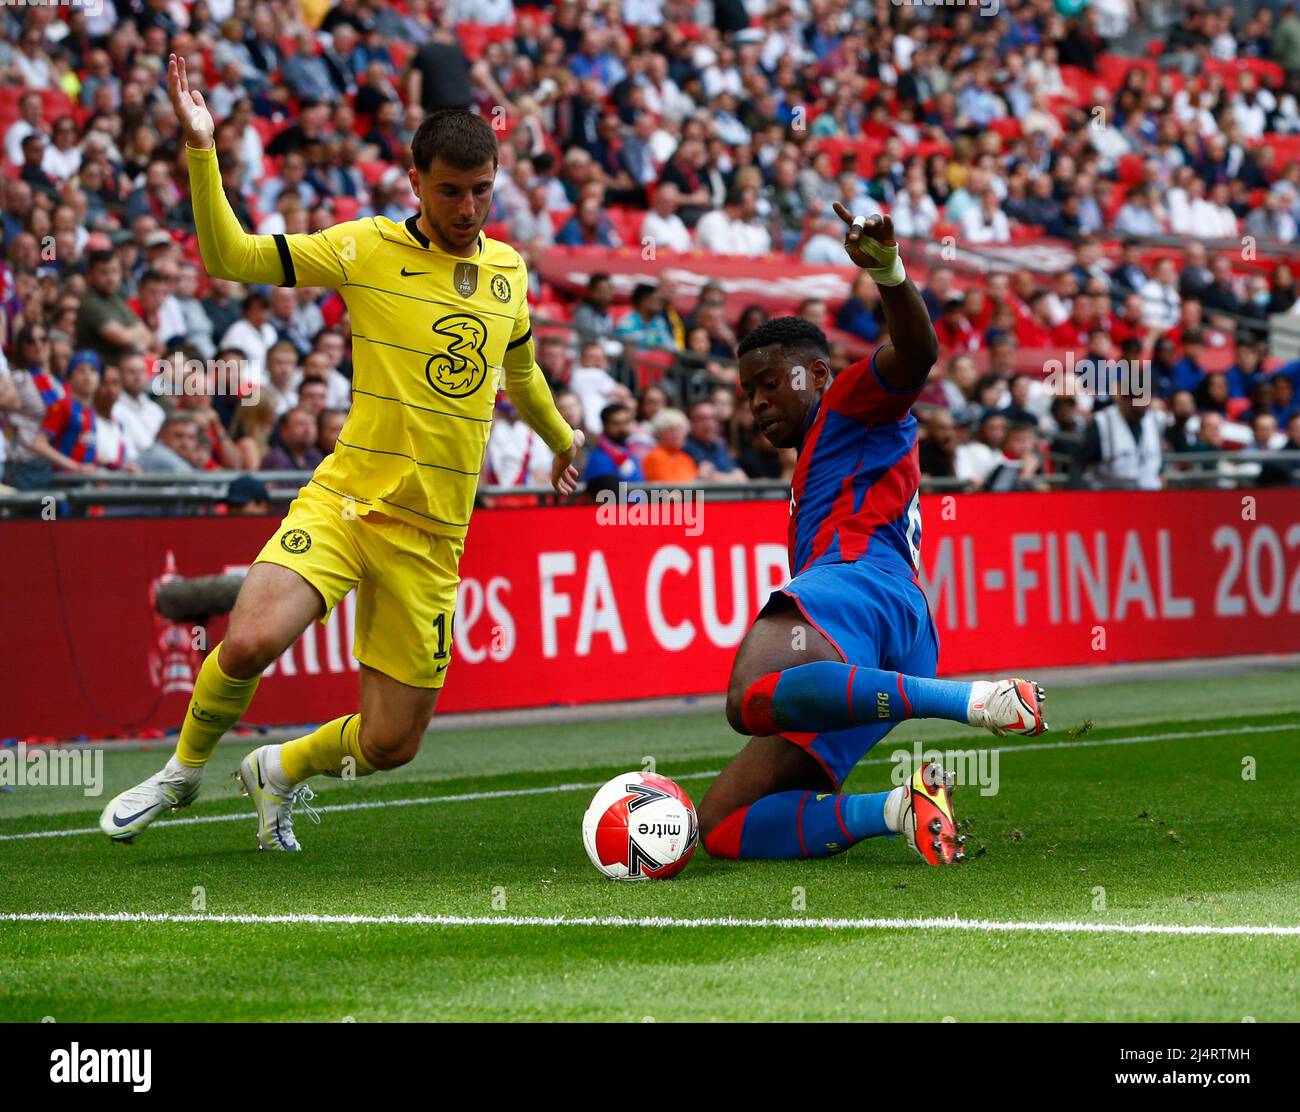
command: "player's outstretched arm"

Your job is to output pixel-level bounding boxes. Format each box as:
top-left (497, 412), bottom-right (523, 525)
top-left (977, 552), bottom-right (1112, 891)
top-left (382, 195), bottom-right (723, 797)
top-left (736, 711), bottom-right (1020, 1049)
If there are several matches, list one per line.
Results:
top-left (170, 54), bottom-right (291, 287)
top-left (500, 333), bottom-right (582, 494)
top-left (832, 203), bottom-right (939, 391)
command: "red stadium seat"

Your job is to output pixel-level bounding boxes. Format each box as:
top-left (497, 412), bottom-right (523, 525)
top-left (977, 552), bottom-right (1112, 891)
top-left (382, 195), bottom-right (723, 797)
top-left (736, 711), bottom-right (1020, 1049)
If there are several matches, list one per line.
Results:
top-left (987, 117), bottom-right (1022, 142)
top-left (357, 160), bottom-right (391, 187)
top-left (604, 206), bottom-right (644, 246)
top-left (910, 139), bottom-right (953, 161)
top-left (456, 23), bottom-right (492, 61)
top-left (631, 348), bottom-right (675, 392)
top-left (532, 301), bottom-right (571, 323)
top-left (1057, 65), bottom-right (1094, 103)
top-left (331, 196), bottom-right (361, 222)
top-left (1207, 57), bottom-right (1286, 89)
top-left (1262, 133), bottom-right (1300, 166)
top-left (1201, 346), bottom-right (1238, 373)
top-left (388, 41), bottom-right (412, 72)
top-left (38, 87), bottom-right (74, 120)
top-left (1117, 153), bottom-right (1146, 186)
top-left (815, 137), bottom-right (857, 173)
top-left (249, 115), bottom-right (276, 146)
top-left (1097, 55), bottom-right (1156, 93)
top-left (1009, 223), bottom-right (1044, 242)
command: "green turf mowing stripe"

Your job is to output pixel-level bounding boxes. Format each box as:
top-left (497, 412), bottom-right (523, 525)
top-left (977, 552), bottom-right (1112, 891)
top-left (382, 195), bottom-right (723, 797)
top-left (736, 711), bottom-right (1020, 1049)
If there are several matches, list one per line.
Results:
top-left (3, 911), bottom-right (1299, 937)
top-left (2, 718), bottom-right (1294, 842)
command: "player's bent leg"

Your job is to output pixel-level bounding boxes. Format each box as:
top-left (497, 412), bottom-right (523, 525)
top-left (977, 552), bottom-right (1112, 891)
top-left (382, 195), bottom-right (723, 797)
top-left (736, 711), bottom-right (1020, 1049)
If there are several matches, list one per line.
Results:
top-left (99, 563), bottom-right (326, 844)
top-left (705, 598), bottom-right (902, 860)
top-left (355, 664), bottom-right (441, 770)
top-left (734, 658), bottom-right (1049, 740)
top-left (236, 665), bottom-right (441, 852)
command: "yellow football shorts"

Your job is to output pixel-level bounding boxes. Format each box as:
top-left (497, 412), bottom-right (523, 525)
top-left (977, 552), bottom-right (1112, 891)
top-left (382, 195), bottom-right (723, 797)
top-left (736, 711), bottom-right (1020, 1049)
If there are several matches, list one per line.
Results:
top-left (252, 484), bottom-right (464, 688)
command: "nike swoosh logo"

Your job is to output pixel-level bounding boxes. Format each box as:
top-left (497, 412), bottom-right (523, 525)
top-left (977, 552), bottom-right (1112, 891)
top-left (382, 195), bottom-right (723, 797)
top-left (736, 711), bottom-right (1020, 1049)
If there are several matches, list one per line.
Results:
top-left (400, 267), bottom-right (429, 277)
top-left (113, 805), bottom-right (156, 828)
top-left (435, 661), bottom-right (449, 674)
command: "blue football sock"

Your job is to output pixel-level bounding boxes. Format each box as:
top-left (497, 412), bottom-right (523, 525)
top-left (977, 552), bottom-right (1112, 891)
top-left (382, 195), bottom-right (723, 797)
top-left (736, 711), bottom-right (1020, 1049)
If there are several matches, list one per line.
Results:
top-left (742, 662), bottom-right (973, 735)
top-left (718, 789), bottom-right (894, 859)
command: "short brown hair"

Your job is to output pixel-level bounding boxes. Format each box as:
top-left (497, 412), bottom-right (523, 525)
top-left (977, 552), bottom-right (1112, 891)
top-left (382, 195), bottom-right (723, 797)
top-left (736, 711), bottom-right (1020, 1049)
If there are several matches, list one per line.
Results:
top-left (410, 110), bottom-right (499, 174)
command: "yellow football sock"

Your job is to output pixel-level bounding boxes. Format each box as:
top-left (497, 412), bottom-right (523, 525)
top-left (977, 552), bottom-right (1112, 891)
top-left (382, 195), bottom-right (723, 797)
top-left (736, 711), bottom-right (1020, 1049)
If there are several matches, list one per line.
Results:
top-left (175, 643), bottom-right (261, 767)
top-left (279, 713), bottom-right (374, 784)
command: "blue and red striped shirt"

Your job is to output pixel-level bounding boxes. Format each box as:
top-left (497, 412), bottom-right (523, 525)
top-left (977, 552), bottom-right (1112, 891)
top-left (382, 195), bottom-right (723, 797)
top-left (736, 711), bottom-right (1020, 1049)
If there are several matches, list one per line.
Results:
top-left (789, 345), bottom-right (923, 578)
top-left (31, 369), bottom-right (65, 408)
top-left (41, 397), bottom-right (97, 464)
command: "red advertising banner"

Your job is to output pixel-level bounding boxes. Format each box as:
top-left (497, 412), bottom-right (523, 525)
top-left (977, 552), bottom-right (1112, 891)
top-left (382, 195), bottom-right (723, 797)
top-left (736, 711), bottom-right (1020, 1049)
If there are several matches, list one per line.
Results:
top-left (2, 489), bottom-right (1298, 739)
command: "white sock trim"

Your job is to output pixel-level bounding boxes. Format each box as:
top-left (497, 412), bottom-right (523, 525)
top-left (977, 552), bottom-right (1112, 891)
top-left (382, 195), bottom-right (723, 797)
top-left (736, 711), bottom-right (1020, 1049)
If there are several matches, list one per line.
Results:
top-left (261, 745), bottom-right (295, 793)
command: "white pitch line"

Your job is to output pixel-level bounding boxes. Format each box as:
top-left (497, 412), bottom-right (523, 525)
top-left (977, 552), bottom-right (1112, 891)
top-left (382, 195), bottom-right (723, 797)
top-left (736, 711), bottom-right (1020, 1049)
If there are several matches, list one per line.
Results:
top-left (1, 720), bottom-right (1295, 844)
top-left (0, 911), bottom-right (1297, 938)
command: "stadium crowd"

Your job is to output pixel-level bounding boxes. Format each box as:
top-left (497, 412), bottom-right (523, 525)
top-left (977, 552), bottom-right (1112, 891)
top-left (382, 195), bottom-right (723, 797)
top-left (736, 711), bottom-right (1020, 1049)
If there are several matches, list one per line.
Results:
top-left (2, 0), bottom-right (1300, 506)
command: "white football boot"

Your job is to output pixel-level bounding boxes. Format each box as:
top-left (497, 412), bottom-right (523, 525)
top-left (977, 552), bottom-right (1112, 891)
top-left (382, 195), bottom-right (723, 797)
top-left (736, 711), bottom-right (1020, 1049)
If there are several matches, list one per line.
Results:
top-left (99, 756), bottom-right (202, 843)
top-left (234, 745), bottom-right (320, 852)
top-left (967, 678), bottom-right (1048, 737)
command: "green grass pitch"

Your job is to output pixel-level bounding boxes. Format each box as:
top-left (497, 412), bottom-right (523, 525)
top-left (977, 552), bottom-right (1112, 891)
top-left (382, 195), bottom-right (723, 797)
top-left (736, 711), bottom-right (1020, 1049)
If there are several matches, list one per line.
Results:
top-left (2, 669), bottom-right (1298, 1022)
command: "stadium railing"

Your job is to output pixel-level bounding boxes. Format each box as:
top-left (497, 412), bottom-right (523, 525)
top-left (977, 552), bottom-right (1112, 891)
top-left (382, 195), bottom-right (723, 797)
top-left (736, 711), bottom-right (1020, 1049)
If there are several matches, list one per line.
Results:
top-left (4, 456), bottom-right (1297, 518)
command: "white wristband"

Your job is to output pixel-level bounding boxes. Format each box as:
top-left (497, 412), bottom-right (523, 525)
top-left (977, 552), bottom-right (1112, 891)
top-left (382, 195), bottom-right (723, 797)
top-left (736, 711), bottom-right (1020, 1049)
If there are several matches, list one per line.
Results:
top-left (850, 224), bottom-right (907, 286)
top-left (866, 254), bottom-right (907, 287)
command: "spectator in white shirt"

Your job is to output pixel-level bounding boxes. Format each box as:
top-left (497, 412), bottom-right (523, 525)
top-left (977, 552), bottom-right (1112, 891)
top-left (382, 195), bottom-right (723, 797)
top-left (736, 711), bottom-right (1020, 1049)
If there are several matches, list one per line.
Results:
top-left (511, 182), bottom-right (557, 249)
top-left (956, 413), bottom-right (1008, 486)
top-left (302, 345), bottom-right (352, 411)
top-left (832, 173), bottom-right (884, 222)
top-left (112, 352), bottom-right (166, 457)
top-left (802, 214), bottom-right (855, 266)
top-left (220, 292), bottom-right (279, 386)
top-left (960, 190), bottom-right (1012, 244)
top-left (263, 342), bottom-right (301, 417)
top-left (1199, 181), bottom-right (1239, 239)
top-left (40, 117), bottom-right (82, 183)
top-left (484, 395), bottom-right (555, 487)
top-left (14, 28), bottom-right (55, 90)
top-left (640, 183), bottom-right (693, 254)
top-left (695, 186), bottom-right (772, 257)
top-left (5, 91), bottom-right (46, 167)
top-left (891, 178), bottom-right (940, 239)
top-left (1166, 167), bottom-right (1201, 235)
top-left (1139, 258), bottom-right (1182, 330)
top-left (569, 342), bottom-right (627, 437)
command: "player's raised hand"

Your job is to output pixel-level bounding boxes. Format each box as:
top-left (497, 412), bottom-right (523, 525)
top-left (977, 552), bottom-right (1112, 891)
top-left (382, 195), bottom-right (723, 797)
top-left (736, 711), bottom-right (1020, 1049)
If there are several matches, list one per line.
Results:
top-left (832, 202), bottom-right (897, 271)
top-left (168, 53), bottom-right (215, 150)
top-left (552, 428), bottom-right (585, 496)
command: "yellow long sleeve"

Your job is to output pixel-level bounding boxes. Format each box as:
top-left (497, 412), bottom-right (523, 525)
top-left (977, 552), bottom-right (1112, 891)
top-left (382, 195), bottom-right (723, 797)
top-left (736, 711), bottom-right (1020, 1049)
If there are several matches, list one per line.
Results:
top-left (503, 351), bottom-right (574, 456)
top-left (185, 143), bottom-right (289, 285)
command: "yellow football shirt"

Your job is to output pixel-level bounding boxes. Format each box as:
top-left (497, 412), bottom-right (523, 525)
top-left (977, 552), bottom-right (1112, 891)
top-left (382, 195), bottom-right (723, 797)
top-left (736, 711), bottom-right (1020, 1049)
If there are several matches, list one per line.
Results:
top-left (186, 143), bottom-right (573, 537)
